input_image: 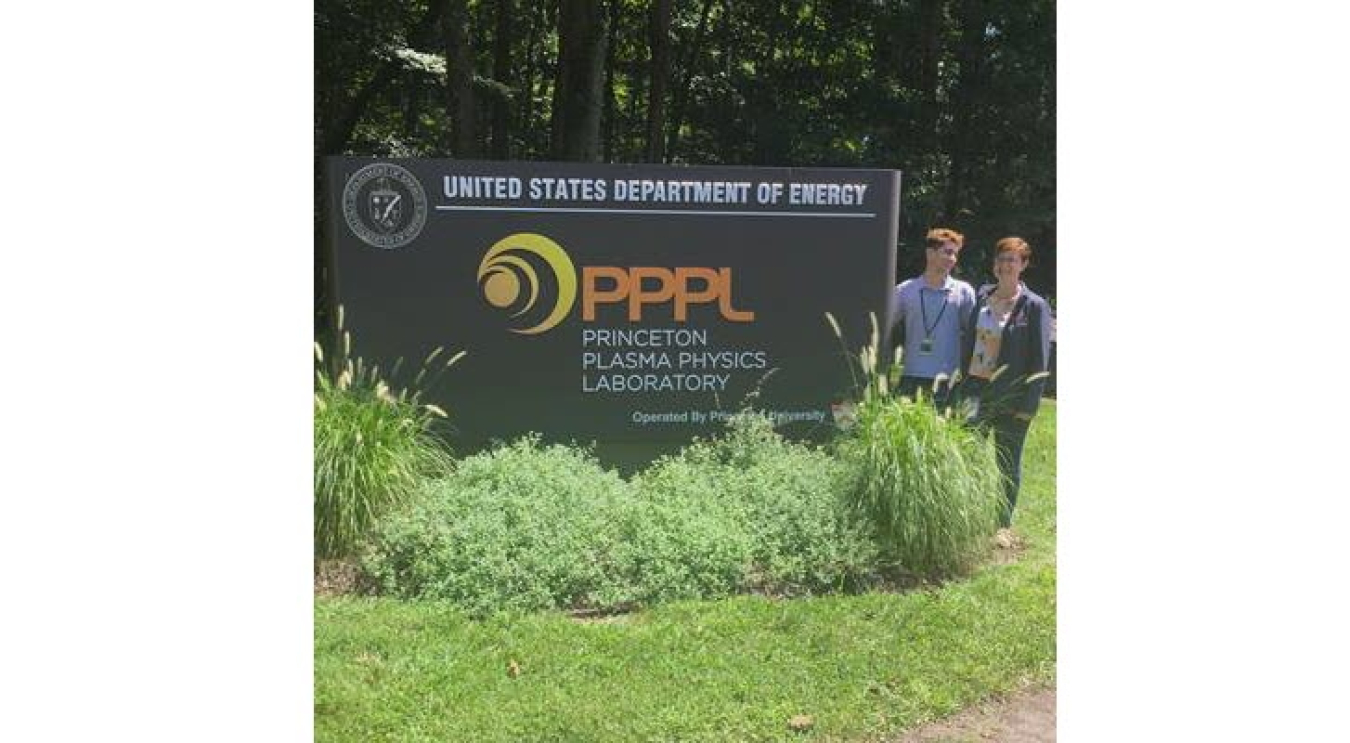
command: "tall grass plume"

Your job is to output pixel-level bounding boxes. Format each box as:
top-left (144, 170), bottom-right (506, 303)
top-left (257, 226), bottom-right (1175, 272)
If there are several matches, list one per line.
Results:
top-left (314, 306), bottom-right (462, 559)
top-left (828, 311), bottom-right (1002, 579)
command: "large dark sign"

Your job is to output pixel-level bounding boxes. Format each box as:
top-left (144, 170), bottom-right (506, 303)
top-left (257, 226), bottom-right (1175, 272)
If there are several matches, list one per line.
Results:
top-left (323, 157), bottom-right (899, 453)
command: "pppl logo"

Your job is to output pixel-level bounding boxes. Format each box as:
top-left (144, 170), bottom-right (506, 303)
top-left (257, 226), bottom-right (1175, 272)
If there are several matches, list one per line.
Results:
top-left (341, 163), bottom-right (428, 249)
top-left (478, 232), bottom-right (755, 335)
top-left (477, 233), bottom-right (579, 335)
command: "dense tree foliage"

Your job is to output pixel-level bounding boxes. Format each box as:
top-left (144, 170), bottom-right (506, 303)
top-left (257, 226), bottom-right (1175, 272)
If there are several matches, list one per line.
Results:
top-left (315, 0), bottom-right (1055, 324)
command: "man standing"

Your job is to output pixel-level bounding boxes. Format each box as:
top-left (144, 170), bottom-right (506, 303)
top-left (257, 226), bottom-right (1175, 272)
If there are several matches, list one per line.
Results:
top-left (889, 228), bottom-right (976, 405)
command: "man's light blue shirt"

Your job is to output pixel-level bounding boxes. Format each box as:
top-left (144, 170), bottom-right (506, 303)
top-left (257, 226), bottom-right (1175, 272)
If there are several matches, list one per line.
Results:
top-left (891, 274), bottom-right (976, 379)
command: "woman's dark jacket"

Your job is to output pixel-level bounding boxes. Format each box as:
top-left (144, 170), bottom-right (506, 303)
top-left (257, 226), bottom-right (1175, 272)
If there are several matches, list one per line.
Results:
top-left (959, 284), bottom-right (1053, 418)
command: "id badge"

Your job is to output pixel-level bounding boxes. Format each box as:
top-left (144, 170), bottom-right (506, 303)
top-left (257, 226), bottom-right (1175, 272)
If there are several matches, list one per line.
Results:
top-left (919, 338), bottom-right (934, 355)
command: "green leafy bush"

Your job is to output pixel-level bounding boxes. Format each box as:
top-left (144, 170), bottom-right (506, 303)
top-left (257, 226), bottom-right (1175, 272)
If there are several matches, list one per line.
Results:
top-left (636, 413), bottom-right (878, 596)
top-left (362, 416), bottom-right (881, 616)
top-left (363, 437), bottom-right (654, 615)
top-left (837, 394), bottom-right (1003, 579)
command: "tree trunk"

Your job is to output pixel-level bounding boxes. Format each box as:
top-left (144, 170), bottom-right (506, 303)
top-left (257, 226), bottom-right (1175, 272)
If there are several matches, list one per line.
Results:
top-left (871, 0), bottom-right (899, 86)
top-left (402, 72), bottom-right (422, 141)
top-left (552, 0), bottom-right (608, 161)
top-left (548, 0), bottom-right (565, 155)
top-left (905, 0), bottom-right (943, 153)
top-left (602, 0), bottom-right (621, 161)
top-left (491, 0), bottom-right (514, 158)
top-left (444, 0), bottom-right (479, 157)
top-left (644, 0), bottom-right (672, 162)
top-left (521, 0), bottom-right (543, 148)
top-left (943, 0), bottom-right (987, 222)
top-left (665, 0), bottom-right (716, 161)
top-left (749, 3), bottom-right (786, 165)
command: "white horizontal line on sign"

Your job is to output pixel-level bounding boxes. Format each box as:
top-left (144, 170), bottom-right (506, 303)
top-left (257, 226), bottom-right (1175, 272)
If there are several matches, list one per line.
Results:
top-left (434, 205), bottom-right (876, 218)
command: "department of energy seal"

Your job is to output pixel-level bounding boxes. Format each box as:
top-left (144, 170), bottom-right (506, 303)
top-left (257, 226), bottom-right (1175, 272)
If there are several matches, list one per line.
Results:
top-left (341, 162), bottom-right (428, 249)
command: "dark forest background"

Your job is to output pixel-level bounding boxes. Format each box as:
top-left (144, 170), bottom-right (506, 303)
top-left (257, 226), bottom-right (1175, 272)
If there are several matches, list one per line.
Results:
top-left (315, 0), bottom-right (1055, 329)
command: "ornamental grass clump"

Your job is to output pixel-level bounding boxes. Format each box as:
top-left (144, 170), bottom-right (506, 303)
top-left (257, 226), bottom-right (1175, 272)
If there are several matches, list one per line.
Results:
top-left (838, 394), bottom-right (1003, 579)
top-left (313, 306), bottom-right (462, 559)
top-left (825, 311), bottom-right (1002, 580)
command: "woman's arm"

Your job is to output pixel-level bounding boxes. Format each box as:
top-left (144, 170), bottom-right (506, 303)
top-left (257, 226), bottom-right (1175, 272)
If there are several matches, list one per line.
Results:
top-left (1018, 297), bottom-right (1052, 417)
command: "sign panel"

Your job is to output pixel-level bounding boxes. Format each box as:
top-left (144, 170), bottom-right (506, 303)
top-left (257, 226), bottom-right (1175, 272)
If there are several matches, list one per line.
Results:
top-left (323, 158), bottom-right (899, 453)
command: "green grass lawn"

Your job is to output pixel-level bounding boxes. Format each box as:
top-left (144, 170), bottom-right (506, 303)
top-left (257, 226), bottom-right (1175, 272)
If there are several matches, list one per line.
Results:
top-left (315, 401), bottom-right (1056, 742)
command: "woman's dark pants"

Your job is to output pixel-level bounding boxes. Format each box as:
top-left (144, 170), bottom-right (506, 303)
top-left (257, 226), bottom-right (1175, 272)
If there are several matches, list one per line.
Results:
top-left (989, 415), bottom-right (1031, 527)
top-left (960, 380), bottom-right (1033, 528)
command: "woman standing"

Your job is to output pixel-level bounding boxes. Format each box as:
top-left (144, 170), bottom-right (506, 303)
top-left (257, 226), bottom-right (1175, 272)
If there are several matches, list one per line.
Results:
top-left (960, 237), bottom-right (1053, 545)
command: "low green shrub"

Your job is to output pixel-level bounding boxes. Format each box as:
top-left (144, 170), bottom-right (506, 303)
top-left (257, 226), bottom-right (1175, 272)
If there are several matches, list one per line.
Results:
top-left (362, 436), bottom-right (644, 615)
top-left (608, 487), bottom-right (755, 606)
top-left (363, 416), bottom-right (884, 615)
top-left (837, 394), bottom-right (1003, 579)
top-left (636, 413), bottom-right (878, 596)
